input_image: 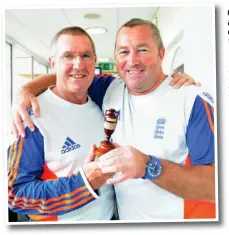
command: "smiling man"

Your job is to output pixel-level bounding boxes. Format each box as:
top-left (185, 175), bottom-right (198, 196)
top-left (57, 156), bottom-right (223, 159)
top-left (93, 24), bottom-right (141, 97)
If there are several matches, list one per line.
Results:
top-left (8, 27), bottom-right (115, 222)
top-left (98, 18), bottom-right (215, 220)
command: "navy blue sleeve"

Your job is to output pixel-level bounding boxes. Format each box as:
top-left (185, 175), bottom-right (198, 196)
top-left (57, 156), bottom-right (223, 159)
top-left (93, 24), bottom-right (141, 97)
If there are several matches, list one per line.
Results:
top-left (186, 95), bottom-right (214, 165)
top-left (88, 75), bottom-right (115, 110)
top-left (8, 126), bottom-right (95, 216)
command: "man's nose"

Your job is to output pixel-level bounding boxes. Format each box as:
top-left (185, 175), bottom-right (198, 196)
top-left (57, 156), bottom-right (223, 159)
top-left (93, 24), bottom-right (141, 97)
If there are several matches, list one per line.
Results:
top-left (72, 56), bottom-right (85, 69)
top-left (127, 51), bottom-right (140, 66)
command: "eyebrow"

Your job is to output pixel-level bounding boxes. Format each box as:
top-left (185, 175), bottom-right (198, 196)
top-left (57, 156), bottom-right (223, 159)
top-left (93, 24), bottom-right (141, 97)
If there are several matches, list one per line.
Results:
top-left (81, 50), bottom-right (94, 54)
top-left (61, 50), bottom-right (94, 55)
top-left (116, 46), bottom-right (128, 51)
top-left (136, 43), bottom-right (149, 48)
top-left (116, 44), bottom-right (150, 51)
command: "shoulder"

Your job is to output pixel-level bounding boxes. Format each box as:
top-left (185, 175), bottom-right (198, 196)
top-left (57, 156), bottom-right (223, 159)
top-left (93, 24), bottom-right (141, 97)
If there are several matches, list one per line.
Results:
top-left (102, 78), bottom-right (125, 104)
top-left (104, 77), bottom-right (125, 94)
top-left (168, 84), bottom-right (214, 106)
top-left (27, 90), bottom-right (52, 124)
top-left (181, 85), bottom-right (214, 106)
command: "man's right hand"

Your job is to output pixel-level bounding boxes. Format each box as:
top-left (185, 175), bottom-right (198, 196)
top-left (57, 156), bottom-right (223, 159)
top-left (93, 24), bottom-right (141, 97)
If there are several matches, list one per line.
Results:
top-left (83, 161), bottom-right (109, 190)
top-left (12, 87), bottom-right (40, 138)
top-left (82, 144), bottom-right (113, 190)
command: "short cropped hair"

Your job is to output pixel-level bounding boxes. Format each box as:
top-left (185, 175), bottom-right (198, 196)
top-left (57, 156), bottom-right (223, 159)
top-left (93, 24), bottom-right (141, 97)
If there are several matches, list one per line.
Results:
top-left (51, 26), bottom-right (96, 55)
top-left (115, 18), bottom-right (164, 51)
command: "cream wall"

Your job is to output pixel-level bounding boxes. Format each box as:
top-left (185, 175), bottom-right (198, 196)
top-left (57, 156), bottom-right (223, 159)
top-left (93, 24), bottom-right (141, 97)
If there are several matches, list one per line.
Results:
top-left (158, 6), bottom-right (215, 95)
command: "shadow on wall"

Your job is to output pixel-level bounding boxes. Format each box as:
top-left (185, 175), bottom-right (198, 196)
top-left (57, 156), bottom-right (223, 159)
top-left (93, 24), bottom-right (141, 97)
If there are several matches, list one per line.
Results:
top-left (173, 64), bottom-right (184, 74)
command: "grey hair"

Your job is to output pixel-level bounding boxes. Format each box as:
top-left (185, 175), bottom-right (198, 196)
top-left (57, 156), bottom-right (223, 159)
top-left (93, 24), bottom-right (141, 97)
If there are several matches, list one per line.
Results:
top-left (115, 18), bottom-right (164, 51)
top-left (51, 26), bottom-right (96, 55)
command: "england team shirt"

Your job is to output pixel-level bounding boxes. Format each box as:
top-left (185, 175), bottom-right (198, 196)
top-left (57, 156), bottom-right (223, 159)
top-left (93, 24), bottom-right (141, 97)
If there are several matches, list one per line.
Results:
top-left (8, 87), bottom-right (115, 221)
top-left (89, 75), bottom-right (215, 220)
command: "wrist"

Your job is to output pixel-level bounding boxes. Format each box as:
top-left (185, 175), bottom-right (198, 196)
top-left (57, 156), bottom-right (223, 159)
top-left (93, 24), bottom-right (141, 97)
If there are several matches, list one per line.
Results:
top-left (80, 167), bottom-right (100, 198)
top-left (19, 84), bottom-right (32, 96)
top-left (141, 154), bottom-right (151, 178)
top-left (25, 84), bottom-right (33, 94)
top-left (142, 155), bottom-right (162, 180)
top-left (144, 154), bottom-right (151, 165)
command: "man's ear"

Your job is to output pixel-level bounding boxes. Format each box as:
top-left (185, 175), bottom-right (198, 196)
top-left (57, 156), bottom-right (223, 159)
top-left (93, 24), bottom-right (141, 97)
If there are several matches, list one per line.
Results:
top-left (49, 56), bottom-right (56, 73)
top-left (159, 48), bottom-right (165, 60)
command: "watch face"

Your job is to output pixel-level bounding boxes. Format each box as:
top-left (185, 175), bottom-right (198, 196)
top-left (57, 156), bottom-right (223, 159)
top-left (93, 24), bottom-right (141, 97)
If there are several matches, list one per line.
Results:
top-left (141, 156), bottom-right (162, 180)
top-left (148, 162), bottom-right (162, 177)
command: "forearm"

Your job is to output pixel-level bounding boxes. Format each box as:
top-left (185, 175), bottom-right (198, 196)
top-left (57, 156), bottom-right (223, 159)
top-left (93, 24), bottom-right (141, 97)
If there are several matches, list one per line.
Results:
top-left (22, 74), bottom-right (56, 96)
top-left (153, 159), bottom-right (215, 202)
top-left (8, 171), bottom-right (96, 215)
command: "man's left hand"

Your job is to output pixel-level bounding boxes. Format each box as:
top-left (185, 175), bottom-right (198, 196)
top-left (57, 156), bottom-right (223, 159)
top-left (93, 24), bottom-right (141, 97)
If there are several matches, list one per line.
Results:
top-left (98, 145), bottom-right (150, 185)
top-left (170, 72), bottom-right (199, 88)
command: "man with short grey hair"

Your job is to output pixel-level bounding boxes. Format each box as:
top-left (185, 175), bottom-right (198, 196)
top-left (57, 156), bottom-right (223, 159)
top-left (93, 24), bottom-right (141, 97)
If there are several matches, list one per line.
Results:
top-left (8, 26), bottom-right (115, 222)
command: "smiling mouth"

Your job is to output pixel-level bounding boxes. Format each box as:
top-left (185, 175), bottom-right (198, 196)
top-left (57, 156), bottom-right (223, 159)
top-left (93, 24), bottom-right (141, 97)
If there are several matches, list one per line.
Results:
top-left (127, 70), bottom-right (144, 74)
top-left (70, 74), bottom-right (86, 79)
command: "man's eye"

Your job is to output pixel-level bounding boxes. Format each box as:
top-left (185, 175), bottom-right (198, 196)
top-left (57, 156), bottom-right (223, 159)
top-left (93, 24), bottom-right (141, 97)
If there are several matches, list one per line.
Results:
top-left (63, 54), bottom-right (74, 60)
top-left (82, 54), bottom-right (92, 59)
top-left (119, 51), bottom-right (128, 55)
top-left (138, 48), bottom-right (148, 53)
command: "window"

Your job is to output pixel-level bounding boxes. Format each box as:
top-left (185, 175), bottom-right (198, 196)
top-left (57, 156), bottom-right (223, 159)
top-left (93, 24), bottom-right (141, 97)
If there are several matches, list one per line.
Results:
top-left (5, 42), bottom-right (12, 139)
top-left (12, 46), bottom-right (32, 102)
top-left (33, 60), bottom-right (48, 78)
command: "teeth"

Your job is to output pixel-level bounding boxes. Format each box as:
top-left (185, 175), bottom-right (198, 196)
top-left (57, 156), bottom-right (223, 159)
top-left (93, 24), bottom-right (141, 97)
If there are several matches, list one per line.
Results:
top-left (71, 75), bottom-right (84, 79)
top-left (128, 70), bottom-right (143, 74)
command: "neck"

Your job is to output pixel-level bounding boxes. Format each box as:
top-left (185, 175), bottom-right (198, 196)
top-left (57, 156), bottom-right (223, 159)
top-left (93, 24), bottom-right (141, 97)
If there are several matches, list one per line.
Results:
top-left (51, 86), bottom-right (88, 104)
top-left (128, 73), bottom-right (167, 96)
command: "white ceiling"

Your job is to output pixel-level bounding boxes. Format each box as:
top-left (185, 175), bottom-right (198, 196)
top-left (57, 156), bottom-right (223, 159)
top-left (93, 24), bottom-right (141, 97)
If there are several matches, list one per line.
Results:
top-left (5, 7), bottom-right (157, 64)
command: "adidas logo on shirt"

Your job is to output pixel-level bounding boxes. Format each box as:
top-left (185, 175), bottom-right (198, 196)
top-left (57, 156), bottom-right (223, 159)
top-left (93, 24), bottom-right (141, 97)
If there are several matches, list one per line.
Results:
top-left (61, 137), bottom-right (81, 154)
